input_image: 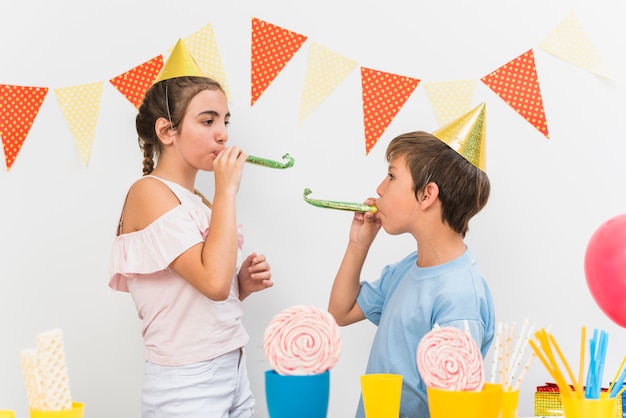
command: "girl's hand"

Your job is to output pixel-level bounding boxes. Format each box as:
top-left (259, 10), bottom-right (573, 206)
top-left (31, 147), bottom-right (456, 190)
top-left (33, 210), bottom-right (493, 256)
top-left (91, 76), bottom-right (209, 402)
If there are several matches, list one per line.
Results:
top-left (238, 253), bottom-right (273, 300)
top-left (213, 146), bottom-right (247, 195)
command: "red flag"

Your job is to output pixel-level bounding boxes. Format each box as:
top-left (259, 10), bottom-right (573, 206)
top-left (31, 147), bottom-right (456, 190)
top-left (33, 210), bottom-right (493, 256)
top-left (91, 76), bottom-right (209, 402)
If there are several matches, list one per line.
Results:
top-left (481, 49), bottom-right (549, 138)
top-left (0, 84), bottom-right (48, 170)
top-left (110, 55), bottom-right (163, 109)
top-left (361, 67), bottom-right (420, 155)
top-left (251, 18), bottom-right (307, 106)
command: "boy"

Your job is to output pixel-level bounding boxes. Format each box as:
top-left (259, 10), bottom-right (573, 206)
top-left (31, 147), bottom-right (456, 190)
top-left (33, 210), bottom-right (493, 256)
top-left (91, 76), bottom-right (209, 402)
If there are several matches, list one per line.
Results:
top-left (328, 130), bottom-right (495, 417)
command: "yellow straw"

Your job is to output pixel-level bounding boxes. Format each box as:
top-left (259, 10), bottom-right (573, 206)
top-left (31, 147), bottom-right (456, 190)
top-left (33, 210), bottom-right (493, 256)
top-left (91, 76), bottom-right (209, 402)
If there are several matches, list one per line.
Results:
top-left (548, 334), bottom-right (580, 399)
top-left (615, 383), bottom-right (626, 399)
top-left (533, 329), bottom-right (573, 397)
top-left (577, 326), bottom-right (586, 398)
top-left (607, 354), bottom-right (626, 397)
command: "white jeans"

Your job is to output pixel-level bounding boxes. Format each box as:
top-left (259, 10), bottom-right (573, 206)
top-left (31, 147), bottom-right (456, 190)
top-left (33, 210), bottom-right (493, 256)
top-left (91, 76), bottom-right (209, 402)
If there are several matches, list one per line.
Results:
top-left (141, 348), bottom-right (255, 418)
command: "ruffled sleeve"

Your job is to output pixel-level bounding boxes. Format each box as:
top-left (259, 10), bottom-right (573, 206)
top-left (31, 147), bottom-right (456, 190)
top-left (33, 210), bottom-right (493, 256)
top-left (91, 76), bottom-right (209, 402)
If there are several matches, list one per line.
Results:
top-left (108, 204), bottom-right (210, 292)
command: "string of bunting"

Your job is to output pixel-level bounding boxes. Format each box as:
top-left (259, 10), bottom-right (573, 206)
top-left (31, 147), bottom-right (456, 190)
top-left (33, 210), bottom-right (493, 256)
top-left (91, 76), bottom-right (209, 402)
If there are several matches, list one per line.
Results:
top-left (0, 10), bottom-right (612, 170)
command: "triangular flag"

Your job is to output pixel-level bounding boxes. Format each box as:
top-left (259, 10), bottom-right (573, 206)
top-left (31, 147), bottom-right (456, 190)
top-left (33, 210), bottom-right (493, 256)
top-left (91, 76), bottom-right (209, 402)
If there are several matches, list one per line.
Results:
top-left (539, 10), bottom-right (612, 78)
top-left (54, 82), bottom-right (104, 166)
top-left (361, 67), bottom-right (420, 155)
top-left (423, 80), bottom-right (477, 126)
top-left (297, 42), bottom-right (357, 125)
top-left (481, 49), bottom-right (549, 139)
top-left (251, 17), bottom-right (308, 106)
top-left (109, 55), bottom-right (163, 108)
top-left (181, 24), bottom-right (231, 99)
top-left (0, 84), bottom-right (48, 170)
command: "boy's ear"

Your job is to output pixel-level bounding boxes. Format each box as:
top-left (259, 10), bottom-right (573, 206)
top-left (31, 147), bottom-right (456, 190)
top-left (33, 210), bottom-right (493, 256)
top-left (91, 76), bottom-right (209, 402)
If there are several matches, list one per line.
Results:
top-left (420, 182), bottom-right (440, 208)
top-left (155, 117), bottom-right (175, 144)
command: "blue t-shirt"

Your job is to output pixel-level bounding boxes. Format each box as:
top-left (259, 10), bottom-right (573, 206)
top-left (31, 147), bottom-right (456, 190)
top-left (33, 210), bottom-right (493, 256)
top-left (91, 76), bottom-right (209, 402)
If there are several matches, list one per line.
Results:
top-left (355, 249), bottom-right (495, 418)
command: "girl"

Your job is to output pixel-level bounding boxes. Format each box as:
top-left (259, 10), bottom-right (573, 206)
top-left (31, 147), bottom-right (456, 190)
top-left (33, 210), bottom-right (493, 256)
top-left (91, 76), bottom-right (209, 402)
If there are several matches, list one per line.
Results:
top-left (109, 41), bottom-right (273, 417)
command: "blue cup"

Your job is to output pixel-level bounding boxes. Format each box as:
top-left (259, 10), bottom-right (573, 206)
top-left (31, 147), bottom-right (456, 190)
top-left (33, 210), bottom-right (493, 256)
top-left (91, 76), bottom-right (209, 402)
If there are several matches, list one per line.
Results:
top-left (265, 369), bottom-right (330, 418)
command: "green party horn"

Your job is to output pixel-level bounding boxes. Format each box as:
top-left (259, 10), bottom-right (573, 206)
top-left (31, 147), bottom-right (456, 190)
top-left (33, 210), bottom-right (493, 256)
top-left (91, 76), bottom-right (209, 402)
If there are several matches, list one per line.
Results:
top-left (303, 188), bottom-right (377, 212)
top-left (246, 153), bottom-right (295, 169)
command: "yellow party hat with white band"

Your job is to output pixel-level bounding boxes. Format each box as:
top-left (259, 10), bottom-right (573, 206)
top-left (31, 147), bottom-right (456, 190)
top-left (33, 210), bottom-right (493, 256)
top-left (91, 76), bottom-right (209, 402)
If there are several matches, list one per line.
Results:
top-left (153, 39), bottom-right (206, 84)
top-left (432, 102), bottom-right (487, 172)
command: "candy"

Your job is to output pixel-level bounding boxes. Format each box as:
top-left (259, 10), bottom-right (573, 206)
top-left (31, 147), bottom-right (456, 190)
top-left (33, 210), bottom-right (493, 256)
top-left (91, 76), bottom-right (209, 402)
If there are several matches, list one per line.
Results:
top-left (416, 326), bottom-right (484, 391)
top-left (303, 188), bottom-right (377, 212)
top-left (246, 153), bottom-right (295, 169)
top-left (264, 305), bottom-right (341, 375)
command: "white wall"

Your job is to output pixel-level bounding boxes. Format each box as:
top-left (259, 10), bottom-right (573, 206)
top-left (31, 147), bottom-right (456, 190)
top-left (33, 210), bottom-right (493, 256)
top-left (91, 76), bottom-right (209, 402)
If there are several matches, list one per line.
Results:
top-left (1, 0), bottom-right (625, 417)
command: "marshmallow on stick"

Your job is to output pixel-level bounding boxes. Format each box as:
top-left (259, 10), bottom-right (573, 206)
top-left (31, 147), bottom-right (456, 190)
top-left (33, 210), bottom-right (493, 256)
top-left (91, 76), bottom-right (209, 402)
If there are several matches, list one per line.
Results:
top-left (35, 328), bottom-right (73, 410)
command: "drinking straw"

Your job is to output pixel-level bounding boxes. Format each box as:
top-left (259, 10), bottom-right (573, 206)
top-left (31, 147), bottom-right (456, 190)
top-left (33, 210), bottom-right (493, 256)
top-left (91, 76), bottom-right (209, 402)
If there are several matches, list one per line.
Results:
top-left (577, 326), bottom-right (586, 398)
top-left (592, 330), bottom-right (609, 399)
top-left (530, 329), bottom-right (573, 397)
top-left (608, 355), bottom-right (626, 398)
top-left (548, 333), bottom-right (580, 398)
top-left (512, 351), bottom-right (536, 391)
top-left (489, 322), bottom-right (503, 384)
top-left (506, 320), bottom-right (533, 390)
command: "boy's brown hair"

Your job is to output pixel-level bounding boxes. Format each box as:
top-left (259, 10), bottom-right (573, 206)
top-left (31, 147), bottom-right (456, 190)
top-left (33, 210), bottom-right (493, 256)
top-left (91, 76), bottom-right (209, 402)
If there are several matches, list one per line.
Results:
top-left (386, 131), bottom-right (490, 237)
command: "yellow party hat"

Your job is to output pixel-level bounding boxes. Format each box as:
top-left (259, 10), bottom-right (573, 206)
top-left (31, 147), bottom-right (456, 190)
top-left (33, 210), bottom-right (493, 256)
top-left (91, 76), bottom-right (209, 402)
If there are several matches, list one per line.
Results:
top-left (153, 39), bottom-right (206, 84)
top-left (432, 102), bottom-right (486, 171)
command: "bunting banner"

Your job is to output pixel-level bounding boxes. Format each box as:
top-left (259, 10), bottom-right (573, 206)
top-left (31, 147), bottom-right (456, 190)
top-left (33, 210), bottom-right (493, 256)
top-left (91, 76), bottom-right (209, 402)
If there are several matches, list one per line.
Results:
top-left (481, 49), bottom-right (549, 139)
top-left (109, 55), bottom-right (163, 109)
top-left (54, 82), bottom-right (104, 166)
top-left (538, 10), bottom-right (612, 79)
top-left (0, 85), bottom-right (49, 170)
top-left (298, 42), bottom-right (358, 125)
top-left (361, 67), bottom-right (420, 155)
top-left (250, 17), bottom-right (308, 106)
top-left (0, 11), bottom-right (613, 169)
top-left (181, 23), bottom-right (231, 100)
top-left (423, 80), bottom-right (477, 127)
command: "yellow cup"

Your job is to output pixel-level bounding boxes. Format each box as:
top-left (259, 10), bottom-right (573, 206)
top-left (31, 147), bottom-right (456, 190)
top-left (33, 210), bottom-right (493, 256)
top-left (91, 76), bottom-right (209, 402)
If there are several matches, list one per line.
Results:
top-left (501, 389), bottom-right (520, 418)
top-left (360, 373), bottom-right (403, 418)
top-left (561, 394), bottom-right (618, 418)
top-left (0, 411), bottom-right (15, 418)
top-left (427, 383), bottom-right (503, 418)
top-left (30, 402), bottom-right (84, 418)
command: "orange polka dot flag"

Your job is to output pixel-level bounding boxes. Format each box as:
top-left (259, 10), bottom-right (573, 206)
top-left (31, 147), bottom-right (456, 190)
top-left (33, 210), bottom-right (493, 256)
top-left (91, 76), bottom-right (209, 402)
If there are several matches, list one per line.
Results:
top-left (361, 67), bottom-right (420, 155)
top-left (251, 17), bottom-right (308, 106)
top-left (109, 55), bottom-right (164, 109)
top-left (481, 49), bottom-right (549, 139)
top-left (0, 84), bottom-right (49, 170)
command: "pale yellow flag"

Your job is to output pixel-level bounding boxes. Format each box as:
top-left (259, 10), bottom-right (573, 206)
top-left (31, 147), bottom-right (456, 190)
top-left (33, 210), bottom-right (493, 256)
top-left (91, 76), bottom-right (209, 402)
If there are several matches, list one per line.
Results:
top-left (55, 82), bottom-right (103, 166)
top-left (423, 80), bottom-right (476, 127)
top-left (539, 10), bottom-right (612, 78)
top-left (298, 42), bottom-right (357, 125)
top-left (182, 23), bottom-right (231, 100)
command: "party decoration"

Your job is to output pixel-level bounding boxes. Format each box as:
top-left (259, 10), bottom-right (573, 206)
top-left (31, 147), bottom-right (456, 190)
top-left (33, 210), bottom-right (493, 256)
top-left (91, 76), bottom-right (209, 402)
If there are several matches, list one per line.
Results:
top-left (432, 102), bottom-right (487, 172)
top-left (153, 39), bottom-right (206, 84)
top-left (297, 42), bottom-right (358, 125)
top-left (584, 213), bottom-right (626, 328)
top-left (54, 82), bottom-right (104, 166)
top-left (246, 153), bottom-right (295, 169)
top-left (416, 325), bottom-right (484, 391)
top-left (539, 10), bottom-right (613, 79)
top-left (423, 80), bottom-right (477, 126)
top-left (361, 67), bottom-right (420, 155)
top-left (481, 49), bottom-right (549, 139)
top-left (303, 188), bottom-right (377, 213)
top-left (0, 84), bottom-right (48, 170)
top-left (109, 55), bottom-right (163, 109)
top-left (264, 305), bottom-right (341, 375)
top-left (251, 17), bottom-right (308, 106)
top-left (181, 24), bottom-right (231, 99)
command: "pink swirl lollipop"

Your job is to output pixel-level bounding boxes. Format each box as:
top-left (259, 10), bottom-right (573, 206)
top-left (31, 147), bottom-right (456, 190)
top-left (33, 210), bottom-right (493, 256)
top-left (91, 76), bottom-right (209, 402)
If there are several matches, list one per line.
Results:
top-left (416, 326), bottom-right (484, 391)
top-left (264, 305), bottom-right (342, 376)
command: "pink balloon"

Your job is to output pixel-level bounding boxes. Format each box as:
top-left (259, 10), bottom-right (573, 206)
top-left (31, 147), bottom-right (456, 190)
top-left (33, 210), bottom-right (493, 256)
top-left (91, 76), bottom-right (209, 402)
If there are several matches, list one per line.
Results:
top-left (584, 214), bottom-right (626, 328)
